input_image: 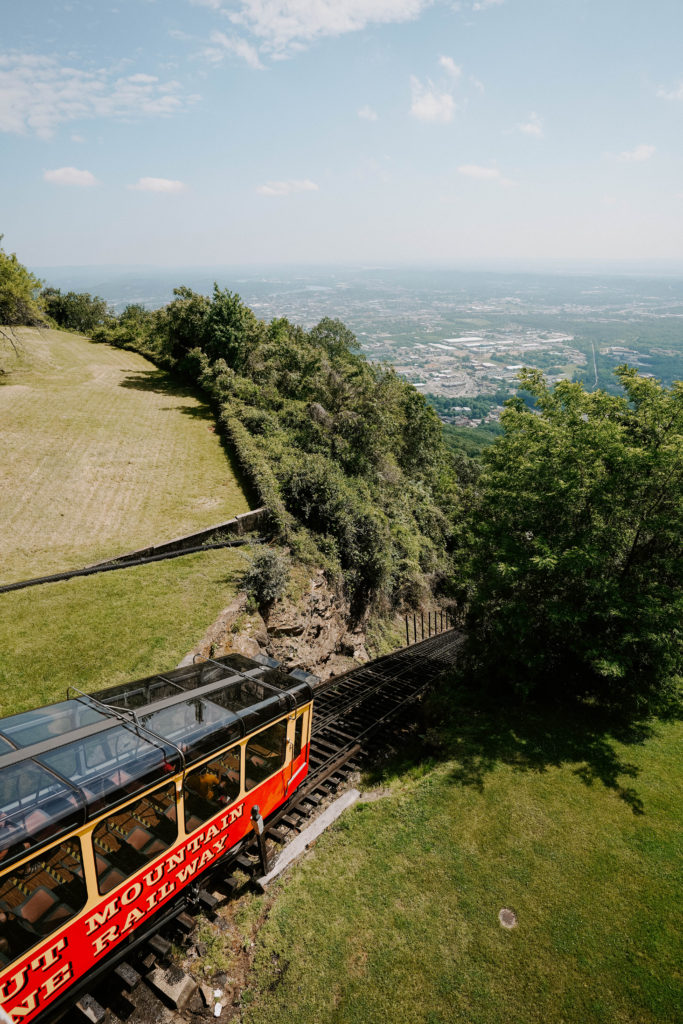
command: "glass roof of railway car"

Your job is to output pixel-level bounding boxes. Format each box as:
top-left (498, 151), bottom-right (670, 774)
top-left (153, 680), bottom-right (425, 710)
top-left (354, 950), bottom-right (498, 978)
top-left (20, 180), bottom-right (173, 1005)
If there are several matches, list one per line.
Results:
top-left (135, 675), bottom-right (309, 764)
top-left (0, 699), bottom-right (109, 749)
top-left (0, 655), bottom-right (310, 757)
top-left (38, 725), bottom-right (180, 809)
top-left (0, 654), bottom-right (313, 866)
top-left (93, 652), bottom-right (264, 710)
top-left (139, 695), bottom-right (242, 763)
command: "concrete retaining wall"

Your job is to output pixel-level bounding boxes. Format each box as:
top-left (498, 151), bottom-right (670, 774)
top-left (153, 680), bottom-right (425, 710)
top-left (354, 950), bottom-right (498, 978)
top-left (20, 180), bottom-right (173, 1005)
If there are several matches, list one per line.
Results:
top-left (85, 507), bottom-right (268, 569)
top-left (0, 508), bottom-right (269, 595)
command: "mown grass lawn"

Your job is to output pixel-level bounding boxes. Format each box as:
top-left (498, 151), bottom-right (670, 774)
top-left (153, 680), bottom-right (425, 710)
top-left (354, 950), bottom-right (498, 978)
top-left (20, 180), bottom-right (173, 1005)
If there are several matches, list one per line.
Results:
top-left (243, 696), bottom-right (682, 1024)
top-left (0, 327), bottom-right (250, 584)
top-left (0, 546), bottom-right (251, 714)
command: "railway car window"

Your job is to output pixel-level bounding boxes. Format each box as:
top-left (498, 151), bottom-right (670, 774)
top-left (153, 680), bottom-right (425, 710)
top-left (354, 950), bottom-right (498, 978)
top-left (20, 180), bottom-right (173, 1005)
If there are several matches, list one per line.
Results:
top-left (293, 714), bottom-right (304, 760)
top-left (209, 678), bottom-right (272, 713)
top-left (0, 762), bottom-right (84, 864)
top-left (184, 748), bottom-right (241, 833)
top-left (0, 839), bottom-right (86, 966)
top-left (245, 721), bottom-right (287, 791)
top-left (239, 695), bottom-right (290, 735)
top-left (99, 678), bottom-right (185, 711)
top-left (93, 783), bottom-right (177, 895)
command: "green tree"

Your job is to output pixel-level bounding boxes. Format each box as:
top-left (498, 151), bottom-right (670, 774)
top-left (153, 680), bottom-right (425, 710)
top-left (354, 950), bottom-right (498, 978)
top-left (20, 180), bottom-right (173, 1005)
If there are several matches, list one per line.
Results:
top-left (0, 237), bottom-right (44, 326)
top-left (204, 285), bottom-right (262, 367)
top-left (41, 287), bottom-right (109, 332)
top-left (157, 286), bottom-right (211, 362)
top-left (308, 317), bottom-right (360, 359)
top-left (92, 303), bottom-right (155, 349)
top-left (460, 367), bottom-right (682, 710)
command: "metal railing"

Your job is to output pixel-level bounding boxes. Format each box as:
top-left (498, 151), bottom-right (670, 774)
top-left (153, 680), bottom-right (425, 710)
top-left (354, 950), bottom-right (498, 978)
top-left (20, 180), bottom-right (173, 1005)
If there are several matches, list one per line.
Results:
top-left (404, 609), bottom-right (455, 645)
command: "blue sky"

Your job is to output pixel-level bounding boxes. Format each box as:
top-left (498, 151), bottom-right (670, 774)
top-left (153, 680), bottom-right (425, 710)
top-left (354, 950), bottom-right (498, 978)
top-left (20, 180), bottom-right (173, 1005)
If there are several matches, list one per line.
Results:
top-left (2, 0), bottom-right (683, 266)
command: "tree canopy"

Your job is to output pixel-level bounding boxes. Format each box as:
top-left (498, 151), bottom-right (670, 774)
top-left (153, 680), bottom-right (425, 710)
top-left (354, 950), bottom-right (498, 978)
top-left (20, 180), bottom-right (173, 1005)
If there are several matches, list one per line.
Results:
top-left (0, 237), bottom-right (44, 326)
top-left (459, 367), bottom-right (682, 710)
top-left (41, 287), bottom-right (110, 333)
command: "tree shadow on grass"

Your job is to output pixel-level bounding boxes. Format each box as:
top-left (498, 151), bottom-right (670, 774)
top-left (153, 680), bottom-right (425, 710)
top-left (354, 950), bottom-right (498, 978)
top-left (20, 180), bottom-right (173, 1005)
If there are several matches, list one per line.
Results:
top-left (119, 368), bottom-right (191, 397)
top-left (367, 664), bottom-right (680, 816)
top-left (440, 692), bottom-right (652, 814)
top-left (119, 369), bottom-right (260, 509)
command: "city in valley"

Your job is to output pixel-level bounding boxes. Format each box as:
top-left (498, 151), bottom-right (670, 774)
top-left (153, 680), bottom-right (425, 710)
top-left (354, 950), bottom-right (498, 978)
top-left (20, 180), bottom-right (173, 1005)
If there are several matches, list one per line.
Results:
top-left (33, 265), bottom-right (683, 427)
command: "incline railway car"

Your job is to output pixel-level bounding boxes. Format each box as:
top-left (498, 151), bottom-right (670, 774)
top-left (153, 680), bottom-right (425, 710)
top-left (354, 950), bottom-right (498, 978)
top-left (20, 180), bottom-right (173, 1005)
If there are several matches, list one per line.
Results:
top-left (0, 653), bottom-right (314, 1024)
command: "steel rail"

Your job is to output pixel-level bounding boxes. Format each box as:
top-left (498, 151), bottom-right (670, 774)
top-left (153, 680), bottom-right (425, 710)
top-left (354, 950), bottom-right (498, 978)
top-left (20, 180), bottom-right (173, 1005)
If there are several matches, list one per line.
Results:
top-left (311, 629), bottom-right (462, 731)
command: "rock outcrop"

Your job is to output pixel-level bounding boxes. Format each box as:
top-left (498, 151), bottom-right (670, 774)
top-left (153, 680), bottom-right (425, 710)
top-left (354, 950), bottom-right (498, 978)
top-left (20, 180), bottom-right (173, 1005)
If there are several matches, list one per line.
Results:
top-left (180, 570), bottom-right (368, 678)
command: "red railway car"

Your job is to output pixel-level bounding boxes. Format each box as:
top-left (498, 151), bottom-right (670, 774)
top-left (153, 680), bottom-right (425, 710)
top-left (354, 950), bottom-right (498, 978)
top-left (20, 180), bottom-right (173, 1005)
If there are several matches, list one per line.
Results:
top-left (0, 653), bottom-right (314, 1023)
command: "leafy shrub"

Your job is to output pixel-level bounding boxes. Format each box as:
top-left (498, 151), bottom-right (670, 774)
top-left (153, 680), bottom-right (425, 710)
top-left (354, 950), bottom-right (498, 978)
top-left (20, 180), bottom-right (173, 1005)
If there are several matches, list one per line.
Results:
top-left (240, 548), bottom-right (291, 606)
top-left (239, 405), bottom-right (278, 436)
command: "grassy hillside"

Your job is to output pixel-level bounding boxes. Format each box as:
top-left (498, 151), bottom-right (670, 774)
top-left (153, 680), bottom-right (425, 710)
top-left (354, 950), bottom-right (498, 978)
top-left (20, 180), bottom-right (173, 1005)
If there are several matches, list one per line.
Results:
top-left (242, 704), bottom-right (682, 1024)
top-left (0, 546), bottom-right (252, 715)
top-left (0, 326), bottom-right (254, 717)
top-left (0, 327), bottom-right (249, 583)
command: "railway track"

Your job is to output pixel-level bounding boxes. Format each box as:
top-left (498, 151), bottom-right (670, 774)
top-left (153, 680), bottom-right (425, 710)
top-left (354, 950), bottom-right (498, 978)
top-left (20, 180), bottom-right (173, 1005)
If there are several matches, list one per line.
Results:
top-left (62, 630), bottom-right (464, 1024)
top-left (194, 628), bottom-right (464, 887)
top-left (284, 628), bottom-right (465, 819)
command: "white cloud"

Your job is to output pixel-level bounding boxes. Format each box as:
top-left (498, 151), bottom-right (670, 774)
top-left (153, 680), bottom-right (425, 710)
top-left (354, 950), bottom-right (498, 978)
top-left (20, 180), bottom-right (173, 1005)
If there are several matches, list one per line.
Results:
top-left (410, 75), bottom-right (455, 123)
top-left (128, 177), bottom-right (187, 192)
top-left (216, 0), bottom-right (429, 56)
top-left (472, 0), bottom-right (504, 10)
top-left (0, 53), bottom-right (195, 137)
top-left (256, 178), bottom-right (319, 196)
top-left (439, 56), bottom-right (461, 79)
top-left (518, 111), bottom-right (543, 136)
top-left (358, 104), bottom-right (378, 121)
top-left (202, 29), bottom-right (264, 68)
top-left (657, 81), bottom-right (683, 101)
top-left (458, 164), bottom-right (513, 185)
top-left (43, 166), bottom-right (98, 186)
top-left (617, 143), bottom-right (655, 163)
top-left (70, 133), bottom-right (85, 143)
